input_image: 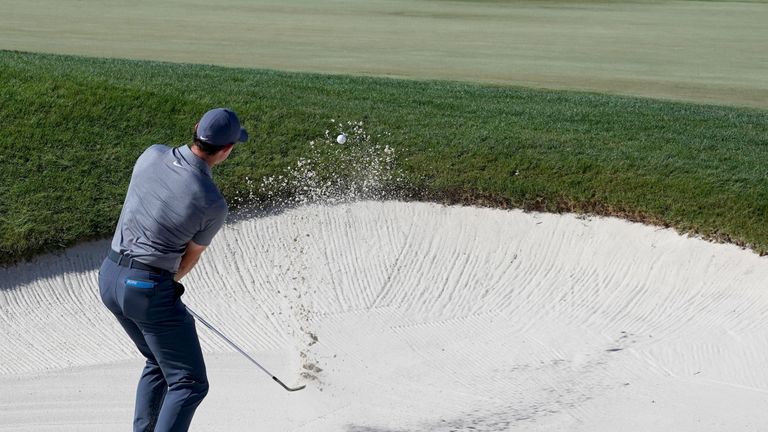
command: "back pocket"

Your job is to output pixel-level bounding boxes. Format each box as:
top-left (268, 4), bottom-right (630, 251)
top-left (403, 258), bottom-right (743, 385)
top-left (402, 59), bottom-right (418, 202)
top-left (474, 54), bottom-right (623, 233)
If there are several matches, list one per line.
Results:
top-left (122, 278), bottom-right (157, 320)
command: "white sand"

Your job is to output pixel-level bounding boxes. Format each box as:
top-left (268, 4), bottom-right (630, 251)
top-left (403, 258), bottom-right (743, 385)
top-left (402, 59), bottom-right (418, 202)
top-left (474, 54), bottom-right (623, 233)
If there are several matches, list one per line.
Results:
top-left (2, 201), bottom-right (768, 431)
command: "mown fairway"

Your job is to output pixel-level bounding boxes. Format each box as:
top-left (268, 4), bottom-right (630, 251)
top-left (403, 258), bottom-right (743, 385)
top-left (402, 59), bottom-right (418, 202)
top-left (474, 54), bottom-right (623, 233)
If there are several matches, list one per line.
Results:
top-left (1, 0), bottom-right (766, 108)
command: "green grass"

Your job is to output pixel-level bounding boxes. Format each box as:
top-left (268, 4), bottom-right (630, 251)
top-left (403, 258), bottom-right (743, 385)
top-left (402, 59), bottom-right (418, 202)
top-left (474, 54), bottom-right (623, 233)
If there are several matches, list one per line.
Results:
top-left (1, 0), bottom-right (767, 108)
top-left (1, 50), bottom-right (767, 264)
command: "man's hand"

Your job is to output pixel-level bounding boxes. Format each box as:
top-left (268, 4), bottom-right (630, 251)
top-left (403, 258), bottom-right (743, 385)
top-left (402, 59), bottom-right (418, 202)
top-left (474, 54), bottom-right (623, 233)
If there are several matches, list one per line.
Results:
top-left (174, 241), bottom-right (208, 282)
top-left (173, 280), bottom-right (185, 298)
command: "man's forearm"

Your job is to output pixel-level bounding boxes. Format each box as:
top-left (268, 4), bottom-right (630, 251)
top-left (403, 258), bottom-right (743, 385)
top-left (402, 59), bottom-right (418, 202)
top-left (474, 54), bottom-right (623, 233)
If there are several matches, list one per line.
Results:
top-left (175, 253), bottom-right (201, 281)
top-left (175, 241), bottom-right (208, 282)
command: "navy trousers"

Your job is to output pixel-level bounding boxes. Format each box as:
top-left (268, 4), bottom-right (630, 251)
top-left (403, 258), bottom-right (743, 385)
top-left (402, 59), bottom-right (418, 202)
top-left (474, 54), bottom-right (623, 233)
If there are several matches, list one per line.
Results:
top-left (98, 257), bottom-right (208, 432)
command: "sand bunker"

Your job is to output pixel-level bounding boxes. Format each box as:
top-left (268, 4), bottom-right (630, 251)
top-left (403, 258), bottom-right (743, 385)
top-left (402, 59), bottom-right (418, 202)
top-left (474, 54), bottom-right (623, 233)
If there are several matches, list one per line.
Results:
top-left (2, 201), bottom-right (768, 431)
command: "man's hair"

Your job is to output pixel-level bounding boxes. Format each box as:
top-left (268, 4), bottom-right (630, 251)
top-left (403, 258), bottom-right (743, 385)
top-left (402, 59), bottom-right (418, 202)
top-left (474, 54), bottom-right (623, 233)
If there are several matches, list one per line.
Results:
top-left (191, 132), bottom-right (230, 156)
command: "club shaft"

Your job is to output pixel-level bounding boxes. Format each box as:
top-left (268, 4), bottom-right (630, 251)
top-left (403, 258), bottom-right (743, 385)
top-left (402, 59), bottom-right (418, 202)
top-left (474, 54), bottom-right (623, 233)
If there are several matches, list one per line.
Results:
top-left (186, 306), bottom-right (304, 391)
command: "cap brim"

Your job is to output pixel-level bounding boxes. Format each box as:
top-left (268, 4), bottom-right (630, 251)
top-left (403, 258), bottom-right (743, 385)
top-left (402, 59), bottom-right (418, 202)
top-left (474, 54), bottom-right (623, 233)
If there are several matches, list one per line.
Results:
top-left (239, 128), bottom-right (249, 143)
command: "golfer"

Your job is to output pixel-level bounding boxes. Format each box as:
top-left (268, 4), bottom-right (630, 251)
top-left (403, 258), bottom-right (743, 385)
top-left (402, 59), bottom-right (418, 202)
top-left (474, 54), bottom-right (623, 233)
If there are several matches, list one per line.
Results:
top-left (98, 108), bottom-right (248, 432)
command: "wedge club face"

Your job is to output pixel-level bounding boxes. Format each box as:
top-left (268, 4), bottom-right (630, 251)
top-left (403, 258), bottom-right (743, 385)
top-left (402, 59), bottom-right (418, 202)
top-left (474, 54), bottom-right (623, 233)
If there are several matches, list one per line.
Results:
top-left (274, 376), bottom-right (306, 392)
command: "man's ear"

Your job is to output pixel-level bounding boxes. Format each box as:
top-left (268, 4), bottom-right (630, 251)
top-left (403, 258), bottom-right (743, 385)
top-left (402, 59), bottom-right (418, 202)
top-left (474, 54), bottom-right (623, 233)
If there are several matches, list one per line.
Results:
top-left (216, 144), bottom-right (235, 161)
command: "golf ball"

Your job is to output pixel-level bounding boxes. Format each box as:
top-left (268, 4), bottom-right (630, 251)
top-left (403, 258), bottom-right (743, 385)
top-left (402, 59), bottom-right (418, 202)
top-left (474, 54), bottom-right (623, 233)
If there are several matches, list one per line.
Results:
top-left (336, 134), bottom-right (347, 144)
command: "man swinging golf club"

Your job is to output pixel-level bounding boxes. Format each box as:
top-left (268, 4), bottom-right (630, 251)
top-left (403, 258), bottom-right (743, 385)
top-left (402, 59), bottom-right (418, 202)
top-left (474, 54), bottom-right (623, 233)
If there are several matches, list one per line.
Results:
top-left (98, 108), bottom-right (247, 432)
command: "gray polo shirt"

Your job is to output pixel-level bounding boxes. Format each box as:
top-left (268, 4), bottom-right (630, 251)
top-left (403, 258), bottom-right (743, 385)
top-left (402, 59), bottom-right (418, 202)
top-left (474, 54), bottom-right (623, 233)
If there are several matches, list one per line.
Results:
top-left (110, 144), bottom-right (228, 273)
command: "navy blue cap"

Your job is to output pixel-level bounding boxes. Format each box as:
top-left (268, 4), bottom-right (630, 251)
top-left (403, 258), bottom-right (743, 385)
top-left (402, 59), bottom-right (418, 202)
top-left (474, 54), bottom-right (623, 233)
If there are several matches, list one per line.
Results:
top-left (196, 108), bottom-right (248, 146)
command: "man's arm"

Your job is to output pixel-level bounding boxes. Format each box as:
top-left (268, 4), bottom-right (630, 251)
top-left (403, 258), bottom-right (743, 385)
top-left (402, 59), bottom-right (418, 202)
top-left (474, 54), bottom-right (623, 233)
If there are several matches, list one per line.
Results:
top-left (174, 240), bottom-right (208, 282)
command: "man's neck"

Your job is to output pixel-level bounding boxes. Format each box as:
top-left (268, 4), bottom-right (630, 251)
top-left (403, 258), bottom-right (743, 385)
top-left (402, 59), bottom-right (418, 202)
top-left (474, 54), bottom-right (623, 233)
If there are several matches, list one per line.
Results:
top-left (189, 145), bottom-right (216, 168)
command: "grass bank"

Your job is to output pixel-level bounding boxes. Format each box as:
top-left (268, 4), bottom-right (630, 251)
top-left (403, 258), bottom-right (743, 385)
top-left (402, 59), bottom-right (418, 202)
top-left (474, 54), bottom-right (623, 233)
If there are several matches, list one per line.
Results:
top-left (1, 50), bottom-right (767, 264)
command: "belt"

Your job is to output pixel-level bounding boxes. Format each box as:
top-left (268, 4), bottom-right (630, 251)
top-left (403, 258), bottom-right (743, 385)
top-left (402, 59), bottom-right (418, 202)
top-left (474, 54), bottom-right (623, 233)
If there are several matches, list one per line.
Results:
top-left (108, 249), bottom-right (167, 274)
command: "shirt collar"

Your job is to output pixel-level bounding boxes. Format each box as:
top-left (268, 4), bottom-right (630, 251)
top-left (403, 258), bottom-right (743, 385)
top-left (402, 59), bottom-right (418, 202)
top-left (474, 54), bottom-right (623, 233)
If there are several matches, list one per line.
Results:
top-left (176, 144), bottom-right (212, 178)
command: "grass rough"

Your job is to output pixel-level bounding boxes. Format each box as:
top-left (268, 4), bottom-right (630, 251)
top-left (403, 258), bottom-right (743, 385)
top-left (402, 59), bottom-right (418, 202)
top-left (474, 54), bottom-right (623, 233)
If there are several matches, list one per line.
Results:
top-left (1, 50), bottom-right (767, 264)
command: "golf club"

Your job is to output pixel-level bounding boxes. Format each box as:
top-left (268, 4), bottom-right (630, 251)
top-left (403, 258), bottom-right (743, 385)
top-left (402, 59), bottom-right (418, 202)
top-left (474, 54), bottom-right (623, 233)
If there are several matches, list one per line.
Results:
top-left (186, 306), bottom-right (306, 392)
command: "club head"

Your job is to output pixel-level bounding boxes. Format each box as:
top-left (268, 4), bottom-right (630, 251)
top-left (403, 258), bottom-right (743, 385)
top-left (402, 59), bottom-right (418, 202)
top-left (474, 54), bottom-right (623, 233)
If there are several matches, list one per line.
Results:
top-left (274, 376), bottom-right (306, 392)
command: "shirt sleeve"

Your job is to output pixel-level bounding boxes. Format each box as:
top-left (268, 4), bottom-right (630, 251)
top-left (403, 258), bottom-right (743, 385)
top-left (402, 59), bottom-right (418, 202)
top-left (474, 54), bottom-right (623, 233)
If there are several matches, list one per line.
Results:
top-left (192, 200), bottom-right (228, 246)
